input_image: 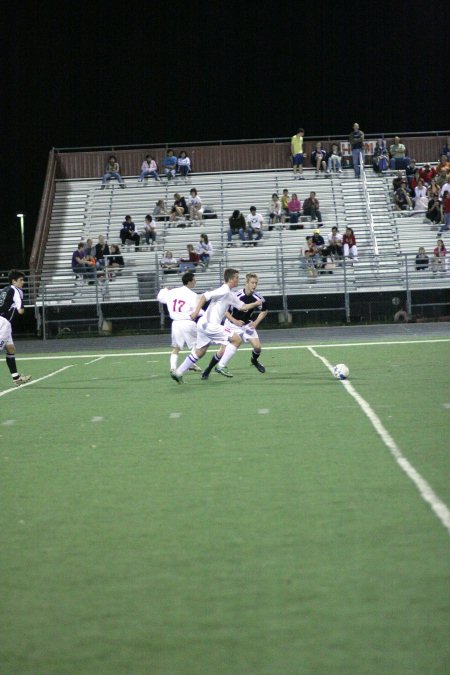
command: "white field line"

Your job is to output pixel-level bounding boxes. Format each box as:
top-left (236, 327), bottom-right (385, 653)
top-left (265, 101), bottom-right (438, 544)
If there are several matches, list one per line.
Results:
top-left (16, 337), bottom-right (450, 362)
top-left (308, 347), bottom-right (450, 536)
top-left (84, 356), bottom-right (105, 365)
top-left (0, 365), bottom-right (74, 398)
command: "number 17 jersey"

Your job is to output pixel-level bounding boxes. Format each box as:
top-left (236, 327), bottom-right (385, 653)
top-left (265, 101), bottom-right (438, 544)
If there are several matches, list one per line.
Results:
top-left (157, 286), bottom-right (199, 321)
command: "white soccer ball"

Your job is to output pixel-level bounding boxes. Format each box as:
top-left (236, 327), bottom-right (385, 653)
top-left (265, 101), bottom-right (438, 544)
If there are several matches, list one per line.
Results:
top-left (333, 363), bottom-right (349, 380)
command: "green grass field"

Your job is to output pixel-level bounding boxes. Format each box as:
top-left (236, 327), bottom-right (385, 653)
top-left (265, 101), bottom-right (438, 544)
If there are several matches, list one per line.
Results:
top-left (1, 338), bottom-right (449, 674)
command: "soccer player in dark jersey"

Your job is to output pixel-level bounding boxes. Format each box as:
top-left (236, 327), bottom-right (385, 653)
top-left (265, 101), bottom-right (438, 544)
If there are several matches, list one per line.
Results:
top-left (201, 273), bottom-right (268, 379)
top-left (0, 270), bottom-right (31, 386)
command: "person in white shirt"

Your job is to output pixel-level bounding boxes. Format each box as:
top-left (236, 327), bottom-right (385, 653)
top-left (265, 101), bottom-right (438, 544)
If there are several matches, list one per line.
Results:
top-left (157, 271), bottom-right (202, 373)
top-left (414, 180), bottom-right (428, 212)
top-left (187, 188), bottom-right (203, 222)
top-left (170, 268), bottom-right (262, 383)
top-left (246, 206), bottom-right (264, 245)
top-left (197, 233), bottom-right (213, 267)
top-left (177, 151), bottom-right (191, 180)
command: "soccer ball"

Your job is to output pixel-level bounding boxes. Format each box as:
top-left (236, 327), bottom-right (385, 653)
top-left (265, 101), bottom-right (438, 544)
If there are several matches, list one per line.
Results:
top-left (333, 364), bottom-right (349, 380)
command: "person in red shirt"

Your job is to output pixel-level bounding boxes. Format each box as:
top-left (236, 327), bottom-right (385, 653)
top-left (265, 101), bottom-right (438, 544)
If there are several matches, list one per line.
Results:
top-left (343, 227), bottom-right (358, 261)
top-left (437, 191), bottom-right (450, 236)
top-left (419, 163), bottom-right (436, 185)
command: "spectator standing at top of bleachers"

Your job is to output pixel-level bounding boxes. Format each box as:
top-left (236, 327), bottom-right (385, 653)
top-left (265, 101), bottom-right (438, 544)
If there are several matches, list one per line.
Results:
top-left (187, 188), bottom-right (203, 223)
top-left (342, 227), bottom-right (358, 261)
top-left (101, 155), bottom-right (125, 189)
top-left (437, 191), bottom-right (450, 236)
top-left (291, 128), bottom-right (306, 179)
top-left (120, 215), bottom-right (140, 250)
top-left (311, 142), bottom-right (327, 175)
top-left (246, 206), bottom-right (264, 245)
top-left (302, 191), bottom-right (323, 224)
top-left (349, 123), bottom-right (365, 178)
top-left (163, 149), bottom-right (177, 180)
top-left (139, 154), bottom-right (160, 182)
top-left (327, 143), bottom-right (343, 173)
top-left (389, 136), bottom-right (408, 170)
top-left (372, 139), bottom-right (389, 173)
top-left (227, 210), bottom-right (246, 245)
top-left (177, 151), bottom-right (191, 180)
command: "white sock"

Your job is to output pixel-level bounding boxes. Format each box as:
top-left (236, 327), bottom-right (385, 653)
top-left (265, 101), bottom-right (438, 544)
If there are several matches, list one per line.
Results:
top-left (170, 354), bottom-right (178, 371)
top-left (218, 343), bottom-right (237, 368)
top-left (177, 352), bottom-right (199, 375)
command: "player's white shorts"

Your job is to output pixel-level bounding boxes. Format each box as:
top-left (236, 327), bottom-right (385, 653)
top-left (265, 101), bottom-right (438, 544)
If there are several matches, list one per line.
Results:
top-left (0, 317), bottom-right (13, 351)
top-left (196, 317), bottom-right (234, 349)
top-left (223, 319), bottom-right (259, 343)
top-left (171, 319), bottom-right (197, 350)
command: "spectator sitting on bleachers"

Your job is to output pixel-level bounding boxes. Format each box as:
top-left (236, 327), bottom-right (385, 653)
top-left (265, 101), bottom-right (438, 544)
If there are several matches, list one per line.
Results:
top-left (120, 215), bottom-right (140, 250)
top-left (170, 193), bottom-right (189, 224)
top-left (392, 170), bottom-right (404, 191)
top-left (303, 236), bottom-right (323, 277)
top-left (139, 154), bottom-right (160, 182)
top-left (311, 142), bottom-right (327, 175)
top-left (94, 235), bottom-right (110, 269)
top-left (415, 247), bottom-right (429, 271)
top-left (432, 239), bottom-right (447, 272)
top-left (419, 163), bottom-right (436, 186)
top-left (246, 206), bottom-right (264, 245)
top-left (83, 238), bottom-right (95, 257)
top-left (438, 176), bottom-right (450, 199)
top-left (372, 139), bottom-right (389, 173)
top-left (437, 191), bottom-right (450, 236)
top-left (153, 199), bottom-right (170, 222)
top-left (101, 155), bottom-right (125, 189)
top-left (83, 251), bottom-right (97, 284)
top-left (142, 214), bottom-right (157, 249)
top-left (281, 189), bottom-right (290, 221)
top-left (325, 226), bottom-right (343, 259)
top-left (342, 227), bottom-right (358, 261)
top-left (435, 154), bottom-right (450, 176)
top-left (160, 250), bottom-right (179, 273)
top-left (179, 244), bottom-right (200, 273)
top-left (163, 149), bottom-right (177, 180)
top-left (408, 169), bottom-right (421, 193)
top-left (227, 209), bottom-right (246, 246)
top-left (405, 158), bottom-right (418, 184)
top-left (268, 193), bottom-right (283, 229)
top-left (435, 168), bottom-right (449, 190)
top-left (72, 242), bottom-right (88, 279)
top-left (197, 234), bottom-right (213, 267)
top-left (394, 181), bottom-right (413, 211)
top-left (426, 194), bottom-right (442, 224)
top-left (108, 244), bottom-right (124, 278)
top-left (302, 191), bottom-right (323, 224)
top-left (312, 229), bottom-right (327, 267)
top-left (287, 193), bottom-right (301, 227)
top-left (442, 137), bottom-right (450, 161)
top-left (327, 143), bottom-right (343, 173)
top-left (177, 151), bottom-right (191, 180)
top-left (187, 188), bottom-right (203, 223)
top-left (389, 136), bottom-right (408, 170)
top-left (413, 179), bottom-right (428, 212)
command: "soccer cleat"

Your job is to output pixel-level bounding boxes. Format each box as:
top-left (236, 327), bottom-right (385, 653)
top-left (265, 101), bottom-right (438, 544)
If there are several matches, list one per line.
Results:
top-left (170, 372), bottom-right (184, 384)
top-left (251, 358), bottom-right (266, 374)
top-left (214, 365), bottom-right (233, 378)
top-left (201, 371), bottom-right (210, 380)
top-left (188, 364), bottom-right (202, 372)
top-left (14, 374), bottom-right (32, 386)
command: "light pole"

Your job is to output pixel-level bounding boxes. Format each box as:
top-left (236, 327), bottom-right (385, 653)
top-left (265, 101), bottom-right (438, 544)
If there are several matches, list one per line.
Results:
top-left (17, 213), bottom-right (25, 264)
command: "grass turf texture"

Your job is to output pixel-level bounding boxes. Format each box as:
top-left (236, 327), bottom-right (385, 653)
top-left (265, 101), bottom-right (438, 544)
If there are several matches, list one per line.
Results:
top-left (1, 341), bottom-right (449, 674)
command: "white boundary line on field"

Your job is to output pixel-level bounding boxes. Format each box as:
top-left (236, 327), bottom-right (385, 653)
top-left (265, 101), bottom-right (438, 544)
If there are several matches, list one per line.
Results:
top-left (0, 365), bottom-right (74, 398)
top-left (308, 347), bottom-right (450, 536)
top-left (84, 356), bottom-right (105, 365)
top-left (16, 337), bottom-right (450, 361)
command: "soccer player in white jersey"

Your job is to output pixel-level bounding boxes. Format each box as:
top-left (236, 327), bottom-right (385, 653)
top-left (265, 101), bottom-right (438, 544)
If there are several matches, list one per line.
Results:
top-left (170, 268), bottom-right (262, 384)
top-left (157, 271), bottom-right (202, 373)
top-left (201, 272), bottom-right (268, 379)
top-left (0, 270), bottom-right (31, 386)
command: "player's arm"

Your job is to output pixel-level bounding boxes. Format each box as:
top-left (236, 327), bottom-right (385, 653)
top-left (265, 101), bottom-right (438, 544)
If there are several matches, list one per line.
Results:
top-left (190, 294), bottom-right (207, 320)
top-left (241, 299), bottom-right (262, 312)
top-left (224, 311), bottom-right (245, 327)
top-left (249, 309), bottom-right (267, 329)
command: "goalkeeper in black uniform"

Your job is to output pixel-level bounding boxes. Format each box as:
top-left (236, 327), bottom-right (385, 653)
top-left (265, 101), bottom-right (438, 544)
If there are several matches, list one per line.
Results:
top-left (201, 272), bottom-right (268, 379)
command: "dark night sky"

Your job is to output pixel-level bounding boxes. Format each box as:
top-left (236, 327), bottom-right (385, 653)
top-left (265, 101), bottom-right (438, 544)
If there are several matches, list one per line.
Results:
top-left (2, 1), bottom-right (448, 269)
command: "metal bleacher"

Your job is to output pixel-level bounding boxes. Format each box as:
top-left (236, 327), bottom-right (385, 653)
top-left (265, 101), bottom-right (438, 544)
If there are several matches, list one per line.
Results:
top-left (38, 165), bottom-right (449, 309)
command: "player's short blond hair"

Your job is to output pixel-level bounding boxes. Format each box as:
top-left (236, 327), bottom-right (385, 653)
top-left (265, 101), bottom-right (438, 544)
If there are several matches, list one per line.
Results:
top-left (246, 273), bottom-right (258, 282)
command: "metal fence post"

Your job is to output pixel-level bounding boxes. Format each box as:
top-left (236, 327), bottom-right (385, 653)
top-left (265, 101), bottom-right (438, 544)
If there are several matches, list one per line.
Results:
top-left (405, 253), bottom-right (412, 315)
top-left (344, 259), bottom-right (350, 323)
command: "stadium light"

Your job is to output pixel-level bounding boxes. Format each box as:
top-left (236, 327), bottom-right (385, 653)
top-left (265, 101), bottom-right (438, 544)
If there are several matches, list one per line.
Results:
top-left (16, 213), bottom-right (25, 263)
